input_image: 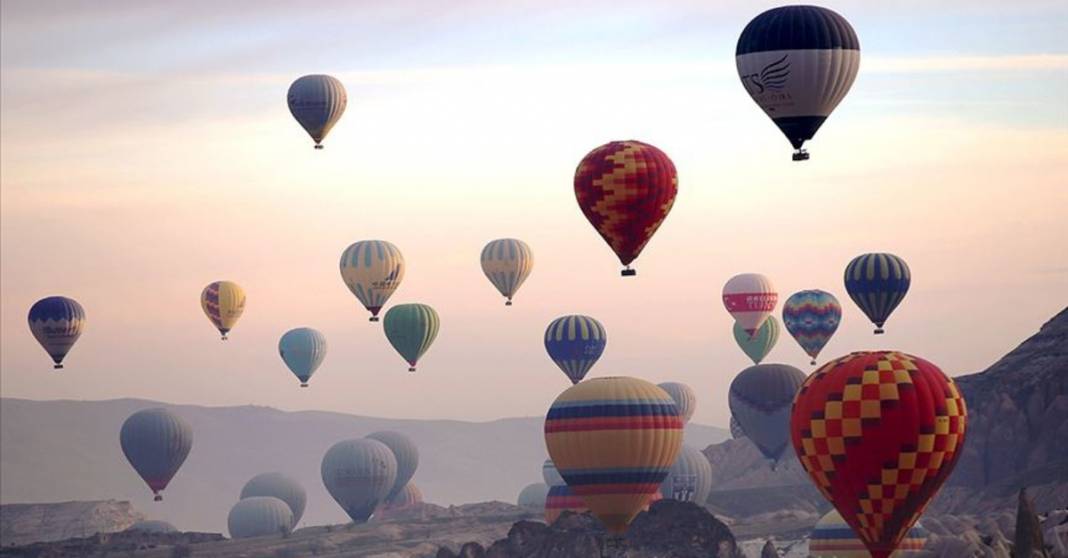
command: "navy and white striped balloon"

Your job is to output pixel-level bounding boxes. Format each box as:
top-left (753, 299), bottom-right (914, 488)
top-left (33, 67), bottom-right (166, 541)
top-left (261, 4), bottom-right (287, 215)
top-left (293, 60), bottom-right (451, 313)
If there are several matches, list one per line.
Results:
top-left (28, 296), bottom-right (85, 369)
top-left (736, 5), bottom-right (860, 160)
top-left (844, 253), bottom-right (911, 334)
top-left (544, 315), bottom-right (606, 384)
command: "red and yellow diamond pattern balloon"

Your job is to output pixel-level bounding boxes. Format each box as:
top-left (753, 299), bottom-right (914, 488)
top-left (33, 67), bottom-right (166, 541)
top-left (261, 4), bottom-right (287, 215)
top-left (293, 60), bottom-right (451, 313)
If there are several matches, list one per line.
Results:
top-left (790, 351), bottom-right (967, 558)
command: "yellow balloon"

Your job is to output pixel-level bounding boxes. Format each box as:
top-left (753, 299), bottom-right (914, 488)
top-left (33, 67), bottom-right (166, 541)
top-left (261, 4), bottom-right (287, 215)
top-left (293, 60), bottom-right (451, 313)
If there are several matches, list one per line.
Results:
top-left (200, 281), bottom-right (246, 340)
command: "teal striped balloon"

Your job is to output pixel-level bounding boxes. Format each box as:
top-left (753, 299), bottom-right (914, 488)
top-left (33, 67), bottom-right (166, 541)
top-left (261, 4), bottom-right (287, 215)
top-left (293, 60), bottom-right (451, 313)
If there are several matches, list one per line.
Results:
top-left (383, 304), bottom-right (440, 372)
top-left (732, 316), bottom-right (779, 364)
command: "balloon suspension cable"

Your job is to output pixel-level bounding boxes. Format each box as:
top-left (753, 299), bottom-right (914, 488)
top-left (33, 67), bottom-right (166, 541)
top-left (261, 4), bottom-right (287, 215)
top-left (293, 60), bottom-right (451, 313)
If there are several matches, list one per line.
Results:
top-left (154, 494), bottom-right (163, 502)
top-left (621, 266), bottom-right (636, 277)
top-left (874, 327), bottom-right (885, 335)
top-left (53, 364), bottom-right (63, 370)
top-left (792, 149), bottom-right (810, 161)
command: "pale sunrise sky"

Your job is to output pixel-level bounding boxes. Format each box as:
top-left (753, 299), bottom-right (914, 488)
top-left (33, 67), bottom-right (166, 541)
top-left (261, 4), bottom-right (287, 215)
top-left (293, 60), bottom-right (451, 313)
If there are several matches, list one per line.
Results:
top-left (1, 1), bottom-right (1066, 427)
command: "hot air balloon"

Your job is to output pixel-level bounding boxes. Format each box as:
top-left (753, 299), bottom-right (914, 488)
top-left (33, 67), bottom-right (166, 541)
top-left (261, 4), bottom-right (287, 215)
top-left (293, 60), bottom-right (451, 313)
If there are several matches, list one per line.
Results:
top-left (732, 316), bottom-right (780, 365)
top-left (723, 273), bottom-right (777, 336)
top-left (658, 445), bottom-right (712, 504)
top-left (382, 303), bottom-right (439, 372)
top-left (228, 497), bottom-right (293, 538)
top-left (782, 290), bottom-right (842, 364)
top-left (658, 382), bottom-right (697, 424)
top-left (729, 416), bottom-right (747, 439)
top-left (287, 74), bottom-right (346, 149)
top-left (28, 296), bottom-right (85, 369)
top-left (339, 240), bottom-right (405, 322)
top-left (517, 482), bottom-right (551, 509)
top-left (120, 408), bottom-right (193, 501)
top-left (544, 484), bottom-right (662, 525)
top-left (791, 351), bottom-right (967, 558)
top-left (200, 281), bottom-right (245, 340)
top-left (728, 363), bottom-right (806, 465)
top-left (844, 253), bottom-right (911, 334)
top-left (366, 431), bottom-right (419, 502)
top-left (809, 509), bottom-right (928, 557)
top-left (574, 141), bottom-right (677, 276)
top-left (375, 483), bottom-right (423, 519)
top-left (542, 459), bottom-right (565, 487)
top-left (544, 376), bottom-right (682, 534)
top-left (278, 328), bottom-right (327, 387)
top-left (480, 238), bottom-right (534, 306)
top-left (736, 5), bottom-right (860, 161)
top-left (240, 473), bottom-right (307, 526)
top-left (544, 315), bottom-right (606, 384)
top-left (321, 439), bottom-right (398, 523)
top-left (126, 520), bottom-right (179, 534)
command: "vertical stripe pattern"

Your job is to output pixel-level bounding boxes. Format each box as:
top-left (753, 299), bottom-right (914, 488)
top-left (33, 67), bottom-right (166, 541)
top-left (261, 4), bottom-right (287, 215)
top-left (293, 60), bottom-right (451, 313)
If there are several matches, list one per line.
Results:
top-left (287, 74), bottom-right (347, 147)
top-left (340, 240), bottom-right (405, 320)
top-left (278, 327), bottom-right (328, 386)
top-left (27, 296), bottom-right (85, 368)
top-left (241, 472), bottom-right (307, 526)
top-left (658, 445), bottom-right (713, 504)
top-left (782, 290), bottom-right (842, 364)
top-left (544, 377), bottom-right (683, 533)
top-left (544, 315), bottom-right (607, 384)
top-left (809, 509), bottom-right (928, 557)
top-left (119, 408), bottom-right (193, 500)
top-left (657, 382), bottom-right (697, 424)
top-left (200, 281), bottom-right (246, 339)
top-left (320, 439), bottom-right (398, 524)
top-left (382, 303), bottom-right (440, 371)
top-left (574, 141), bottom-right (677, 271)
top-left (480, 238), bottom-right (534, 304)
top-left (228, 497), bottom-right (293, 538)
top-left (728, 363), bottom-right (806, 462)
top-left (843, 253), bottom-right (911, 333)
top-left (544, 481), bottom-right (662, 525)
top-left (732, 316), bottom-right (780, 365)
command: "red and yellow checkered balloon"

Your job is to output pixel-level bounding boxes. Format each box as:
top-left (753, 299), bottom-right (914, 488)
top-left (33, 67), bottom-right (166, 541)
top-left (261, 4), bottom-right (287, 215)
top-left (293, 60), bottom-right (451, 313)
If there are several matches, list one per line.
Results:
top-left (790, 351), bottom-right (967, 558)
top-left (574, 141), bottom-right (677, 275)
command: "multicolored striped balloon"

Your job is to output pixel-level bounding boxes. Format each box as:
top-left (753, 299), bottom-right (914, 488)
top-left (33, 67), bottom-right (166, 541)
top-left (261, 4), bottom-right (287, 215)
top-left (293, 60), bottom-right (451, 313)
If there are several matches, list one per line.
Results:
top-left (574, 141), bottom-right (677, 276)
top-left (200, 281), bottom-right (245, 340)
top-left (809, 509), bottom-right (928, 557)
top-left (723, 273), bottom-right (778, 336)
top-left (844, 253), bottom-right (910, 334)
top-left (544, 377), bottom-right (682, 533)
top-left (340, 240), bottom-right (405, 322)
top-left (782, 290), bottom-right (842, 365)
top-left (544, 484), bottom-right (662, 525)
top-left (28, 296), bottom-right (85, 369)
top-left (544, 315), bottom-right (607, 384)
top-left (383, 303), bottom-right (440, 372)
top-left (732, 316), bottom-right (780, 364)
top-left (480, 238), bottom-right (534, 306)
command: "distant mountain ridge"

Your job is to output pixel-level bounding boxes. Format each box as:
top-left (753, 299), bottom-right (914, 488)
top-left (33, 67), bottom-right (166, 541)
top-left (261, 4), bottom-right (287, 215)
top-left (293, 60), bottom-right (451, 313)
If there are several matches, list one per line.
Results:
top-left (0, 397), bottom-right (727, 533)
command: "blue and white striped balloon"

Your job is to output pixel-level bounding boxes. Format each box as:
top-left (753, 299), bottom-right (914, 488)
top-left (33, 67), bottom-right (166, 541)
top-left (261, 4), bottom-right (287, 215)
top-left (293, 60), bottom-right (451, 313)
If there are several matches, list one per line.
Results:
top-left (544, 315), bottom-right (606, 384)
top-left (28, 296), bottom-right (85, 369)
top-left (480, 238), bottom-right (533, 306)
top-left (844, 253), bottom-right (910, 334)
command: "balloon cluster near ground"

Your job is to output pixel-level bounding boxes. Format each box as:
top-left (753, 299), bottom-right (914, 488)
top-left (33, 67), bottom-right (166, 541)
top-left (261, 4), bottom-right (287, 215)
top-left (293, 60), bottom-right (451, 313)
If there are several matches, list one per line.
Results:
top-left (20, 5), bottom-right (974, 557)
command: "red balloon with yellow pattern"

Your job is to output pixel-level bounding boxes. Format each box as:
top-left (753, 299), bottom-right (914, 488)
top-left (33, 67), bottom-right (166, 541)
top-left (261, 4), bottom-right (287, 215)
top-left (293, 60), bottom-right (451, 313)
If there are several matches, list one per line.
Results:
top-left (790, 351), bottom-right (967, 558)
top-left (574, 140), bottom-right (677, 277)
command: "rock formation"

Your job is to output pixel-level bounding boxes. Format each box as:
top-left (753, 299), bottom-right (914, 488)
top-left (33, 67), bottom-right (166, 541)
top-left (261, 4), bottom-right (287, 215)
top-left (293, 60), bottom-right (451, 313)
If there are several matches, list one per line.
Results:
top-left (0, 500), bottom-right (145, 546)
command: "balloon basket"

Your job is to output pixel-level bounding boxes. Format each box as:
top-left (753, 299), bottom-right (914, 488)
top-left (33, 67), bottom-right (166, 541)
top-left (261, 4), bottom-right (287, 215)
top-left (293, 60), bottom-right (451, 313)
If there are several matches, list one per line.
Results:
top-left (408, 367), bottom-right (416, 372)
top-left (792, 149), bottom-right (810, 161)
top-left (300, 383), bottom-right (309, 388)
top-left (810, 359), bottom-right (817, 365)
top-left (314, 144), bottom-right (324, 150)
top-left (369, 316), bottom-right (380, 322)
top-left (154, 495), bottom-right (162, 502)
top-left (505, 300), bottom-right (513, 306)
top-left (53, 364), bottom-right (63, 370)
top-left (621, 268), bottom-right (636, 277)
top-left (874, 328), bottom-right (885, 335)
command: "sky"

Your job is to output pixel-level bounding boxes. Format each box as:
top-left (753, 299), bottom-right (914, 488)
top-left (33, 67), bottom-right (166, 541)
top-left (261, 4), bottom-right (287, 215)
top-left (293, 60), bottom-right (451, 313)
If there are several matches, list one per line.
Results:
top-left (1, 1), bottom-right (1066, 428)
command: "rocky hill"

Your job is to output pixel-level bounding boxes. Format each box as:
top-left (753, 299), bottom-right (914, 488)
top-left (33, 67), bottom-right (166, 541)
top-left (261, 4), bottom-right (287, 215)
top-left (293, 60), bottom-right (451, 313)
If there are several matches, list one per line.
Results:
top-left (0, 500), bottom-right (144, 546)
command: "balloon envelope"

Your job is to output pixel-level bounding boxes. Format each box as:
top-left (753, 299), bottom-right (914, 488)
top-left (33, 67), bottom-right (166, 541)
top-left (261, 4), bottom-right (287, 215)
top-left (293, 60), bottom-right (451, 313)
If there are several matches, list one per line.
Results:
top-left (544, 315), bottom-right (606, 384)
top-left (339, 240), bottom-right (405, 321)
top-left (722, 273), bottom-right (777, 336)
top-left (278, 328), bottom-right (327, 386)
top-left (517, 482), bottom-right (551, 509)
top-left (542, 459), bottom-right (565, 487)
top-left (200, 281), bottom-right (245, 340)
top-left (321, 439), bottom-right (397, 523)
top-left (228, 497), bottom-right (293, 539)
top-left (844, 253), bottom-right (911, 334)
top-left (366, 431), bottom-right (419, 502)
top-left (544, 484), bottom-right (662, 525)
top-left (240, 472), bottom-right (307, 526)
top-left (657, 382), bottom-right (697, 424)
top-left (732, 316), bottom-right (780, 365)
top-left (544, 376), bottom-right (683, 533)
top-left (810, 509), bottom-right (928, 557)
top-left (574, 140), bottom-right (677, 275)
top-left (28, 296), bottom-right (85, 369)
top-left (382, 303), bottom-right (440, 371)
top-left (728, 364), bottom-right (806, 463)
top-left (126, 520), bottom-right (178, 534)
top-left (375, 483), bottom-right (424, 519)
top-left (480, 238), bottom-right (534, 305)
top-left (287, 74), bottom-right (346, 148)
top-left (791, 351), bottom-right (966, 558)
top-left (782, 290), bottom-right (842, 364)
top-left (736, 5), bottom-right (860, 159)
top-left (120, 408), bottom-right (193, 501)
top-left (658, 445), bottom-right (712, 504)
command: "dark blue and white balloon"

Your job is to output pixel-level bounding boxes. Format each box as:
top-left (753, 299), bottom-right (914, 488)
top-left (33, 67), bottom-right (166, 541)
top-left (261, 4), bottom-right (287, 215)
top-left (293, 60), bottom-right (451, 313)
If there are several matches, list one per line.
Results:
top-left (736, 5), bottom-right (860, 161)
top-left (28, 296), bottom-right (85, 369)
